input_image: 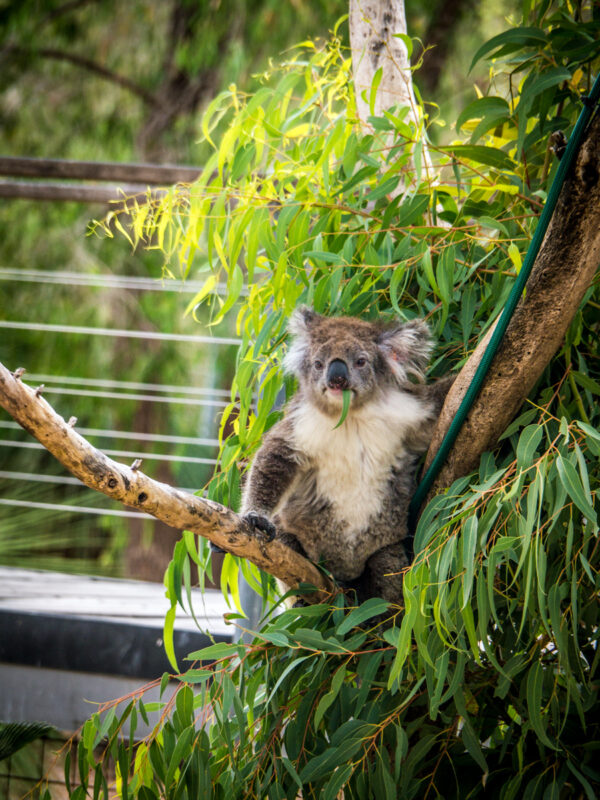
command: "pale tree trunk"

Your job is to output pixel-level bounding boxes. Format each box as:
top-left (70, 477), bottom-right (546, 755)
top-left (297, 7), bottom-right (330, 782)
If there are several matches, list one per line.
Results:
top-left (349, 0), bottom-right (433, 181)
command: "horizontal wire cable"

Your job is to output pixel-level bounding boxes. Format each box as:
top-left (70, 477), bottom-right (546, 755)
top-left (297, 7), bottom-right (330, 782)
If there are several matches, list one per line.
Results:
top-left (0, 320), bottom-right (241, 345)
top-left (0, 420), bottom-right (219, 448)
top-left (0, 267), bottom-right (245, 296)
top-left (2, 266), bottom-right (236, 519)
top-left (0, 470), bottom-right (197, 494)
top-left (0, 439), bottom-right (219, 465)
top-left (32, 385), bottom-right (230, 408)
top-left (0, 470), bottom-right (82, 486)
top-left (0, 497), bottom-right (154, 520)
top-left (24, 372), bottom-right (232, 398)
top-left (2, 266), bottom-right (238, 516)
top-left (0, 268), bottom-right (196, 291)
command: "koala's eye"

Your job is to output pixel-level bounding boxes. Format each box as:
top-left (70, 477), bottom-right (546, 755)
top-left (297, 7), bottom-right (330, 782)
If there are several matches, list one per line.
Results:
top-left (314, 360), bottom-right (323, 370)
top-left (355, 357), bottom-right (367, 368)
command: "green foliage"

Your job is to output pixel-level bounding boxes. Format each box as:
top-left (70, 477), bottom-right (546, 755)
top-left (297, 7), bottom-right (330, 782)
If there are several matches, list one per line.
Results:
top-left (0, 0), bottom-right (348, 578)
top-left (83, 1), bottom-right (600, 797)
top-left (0, 721), bottom-right (53, 762)
top-left (70, 546), bottom-right (600, 798)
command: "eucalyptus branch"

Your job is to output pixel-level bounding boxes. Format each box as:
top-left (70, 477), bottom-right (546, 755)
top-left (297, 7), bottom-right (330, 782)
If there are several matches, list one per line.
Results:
top-left (0, 360), bottom-right (334, 602)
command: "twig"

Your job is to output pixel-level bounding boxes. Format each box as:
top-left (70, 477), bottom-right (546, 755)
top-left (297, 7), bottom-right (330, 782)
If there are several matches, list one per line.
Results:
top-left (4, 46), bottom-right (156, 107)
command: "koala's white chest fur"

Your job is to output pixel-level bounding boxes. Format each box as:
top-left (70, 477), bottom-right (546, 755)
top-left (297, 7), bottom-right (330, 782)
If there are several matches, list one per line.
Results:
top-left (290, 390), bottom-right (425, 536)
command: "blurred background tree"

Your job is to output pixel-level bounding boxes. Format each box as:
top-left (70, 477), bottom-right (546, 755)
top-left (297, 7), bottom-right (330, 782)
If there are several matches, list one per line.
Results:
top-left (0, 0), bottom-right (515, 579)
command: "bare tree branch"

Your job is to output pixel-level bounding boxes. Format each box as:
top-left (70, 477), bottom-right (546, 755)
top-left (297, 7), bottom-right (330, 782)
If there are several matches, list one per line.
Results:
top-left (4, 46), bottom-right (157, 107)
top-left (0, 361), bottom-right (334, 602)
top-left (36, 0), bottom-right (100, 32)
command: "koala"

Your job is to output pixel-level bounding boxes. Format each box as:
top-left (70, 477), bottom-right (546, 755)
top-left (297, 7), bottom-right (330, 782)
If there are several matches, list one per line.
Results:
top-left (240, 307), bottom-right (454, 603)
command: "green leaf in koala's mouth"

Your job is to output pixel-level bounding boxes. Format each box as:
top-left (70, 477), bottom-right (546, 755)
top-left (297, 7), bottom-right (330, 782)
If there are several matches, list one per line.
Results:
top-left (333, 389), bottom-right (352, 429)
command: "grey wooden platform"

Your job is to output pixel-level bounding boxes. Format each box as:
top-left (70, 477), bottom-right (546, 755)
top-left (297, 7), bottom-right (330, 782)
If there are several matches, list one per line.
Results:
top-left (0, 567), bottom-right (233, 732)
top-left (0, 566), bottom-right (230, 634)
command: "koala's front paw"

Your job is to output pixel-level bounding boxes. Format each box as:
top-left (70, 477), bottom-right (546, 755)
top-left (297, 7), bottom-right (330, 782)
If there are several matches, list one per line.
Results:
top-left (244, 511), bottom-right (277, 541)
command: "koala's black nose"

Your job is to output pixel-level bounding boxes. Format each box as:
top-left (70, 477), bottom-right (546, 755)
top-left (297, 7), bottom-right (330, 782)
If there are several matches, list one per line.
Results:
top-left (327, 359), bottom-right (349, 390)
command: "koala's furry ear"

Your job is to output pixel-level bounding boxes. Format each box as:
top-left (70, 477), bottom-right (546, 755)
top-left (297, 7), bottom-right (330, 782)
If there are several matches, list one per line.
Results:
top-left (378, 319), bottom-right (432, 383)
top-left (283, 306), bottom-right (321, 375)
top-left (287, 306), bottom-right (320, 337)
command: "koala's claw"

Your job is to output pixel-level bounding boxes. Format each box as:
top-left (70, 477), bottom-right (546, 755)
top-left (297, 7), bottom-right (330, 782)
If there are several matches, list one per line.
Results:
top-left (244, 511), bottom-right (277, 541)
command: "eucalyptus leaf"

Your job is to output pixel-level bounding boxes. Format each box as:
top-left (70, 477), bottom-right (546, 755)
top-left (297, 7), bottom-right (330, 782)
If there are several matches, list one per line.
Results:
top-left (337, 598), bottom-right (390, 634)
top-left (333, 389), bottom-right (352, 429)
top-left (469, 26), bottom-right (548, 70)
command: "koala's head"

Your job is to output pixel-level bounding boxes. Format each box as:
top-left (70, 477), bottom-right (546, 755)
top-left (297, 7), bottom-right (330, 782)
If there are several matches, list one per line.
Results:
top-left (284, 307), bottom-right (432, 416)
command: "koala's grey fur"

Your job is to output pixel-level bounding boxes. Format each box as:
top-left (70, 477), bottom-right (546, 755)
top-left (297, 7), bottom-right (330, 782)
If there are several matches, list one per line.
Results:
top-left (241, 307), bottom-right (454, 603)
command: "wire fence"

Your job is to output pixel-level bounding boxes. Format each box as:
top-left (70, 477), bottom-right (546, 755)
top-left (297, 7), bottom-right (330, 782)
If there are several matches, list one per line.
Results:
top-left (0, 419), bottom-right (219, 447)
top-left (0, 319), bottom-right (241, 345)
top-left (0, 267), bottom-right (245, 296)
top-left (0, 258), bottom-right (235, 533)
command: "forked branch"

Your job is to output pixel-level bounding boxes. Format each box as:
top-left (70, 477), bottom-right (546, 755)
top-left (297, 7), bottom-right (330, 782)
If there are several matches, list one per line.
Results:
top-left (424, 112), bottom-right (600, 499)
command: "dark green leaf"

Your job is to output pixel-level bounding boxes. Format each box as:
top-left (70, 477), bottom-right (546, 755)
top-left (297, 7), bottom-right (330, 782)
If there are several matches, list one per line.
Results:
top-left (186, 642), bottom-right (241, 661)
top-left (456, 97), bottom-right (510, 133)
top-left (572, 371), bottom-right (600, 396)
top-left (516, 424), bottom-right (544, 470)
top-left (556, 454), bottom-right (597, 525)
top-left (337, 598), bottom-right (390, 634)
top-left (469, 26), bottom-right (548, 71)
top-left (292, 628), bottom-right (347, 653)
top-left (443, 144), bottom-right (515, 171)
top-left (521, 67), bottom-right (572, 111)
top-left (323, 764), bottom-right (354, 800)
top-left (300, 738), bottom-right (364, 783)
top-left (526, 662), bottom-right (557, 750)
